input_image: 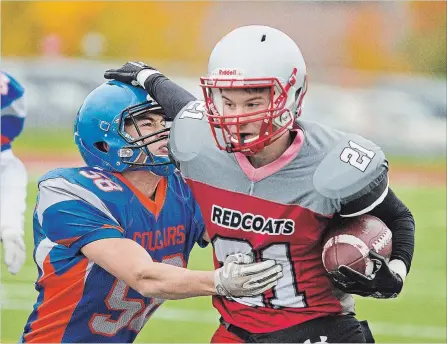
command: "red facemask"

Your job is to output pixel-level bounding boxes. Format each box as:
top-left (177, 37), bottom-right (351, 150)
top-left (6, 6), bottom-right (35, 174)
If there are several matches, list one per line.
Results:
top-left (200, 69), bottom-right (303, 155)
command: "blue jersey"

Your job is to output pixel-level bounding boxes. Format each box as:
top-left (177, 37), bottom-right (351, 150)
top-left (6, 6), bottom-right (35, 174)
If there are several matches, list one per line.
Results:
top-left (22, 167), bottom-right (206, 343)
top-left (1, 72), bottom-right (26, 151)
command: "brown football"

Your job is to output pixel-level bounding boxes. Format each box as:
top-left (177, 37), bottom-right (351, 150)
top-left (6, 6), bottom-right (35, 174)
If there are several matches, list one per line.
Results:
top-left (322, 214), bottom-right (392, 277)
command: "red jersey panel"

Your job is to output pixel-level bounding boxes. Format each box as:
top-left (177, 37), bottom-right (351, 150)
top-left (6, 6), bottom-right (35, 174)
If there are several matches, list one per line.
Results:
top-left (187, 179), bottom-right (343, 333)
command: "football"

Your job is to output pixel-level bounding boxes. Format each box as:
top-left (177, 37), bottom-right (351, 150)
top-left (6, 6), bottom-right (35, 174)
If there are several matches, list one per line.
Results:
top-left (322, 214), bottom-right (392, 277)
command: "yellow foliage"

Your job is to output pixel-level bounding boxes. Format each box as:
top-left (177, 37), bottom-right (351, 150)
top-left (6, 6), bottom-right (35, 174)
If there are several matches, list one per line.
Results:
top-left (1, 1), bottom-right (210, 66)
top-left (2, 2), bottom-right (443, 75)
top-left (409, 2), bottom-right (446, 32)
top-left (344, 4), bottom-right (414, 74)
top-left (344, 4), bottom-right (390, 71)
top-left (98, 2), bottom-right (209, 64)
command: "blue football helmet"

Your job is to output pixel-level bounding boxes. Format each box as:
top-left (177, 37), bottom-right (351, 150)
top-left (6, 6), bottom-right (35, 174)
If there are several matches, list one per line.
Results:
top-left (74, 80), bottom-right (175, 176)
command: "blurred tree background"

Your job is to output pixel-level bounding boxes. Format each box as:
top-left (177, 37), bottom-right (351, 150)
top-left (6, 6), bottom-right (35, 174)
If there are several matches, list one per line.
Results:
top-left (1, 2), bottom-right (211, 73)
top-left (1, 1), bottom-right (445, 76)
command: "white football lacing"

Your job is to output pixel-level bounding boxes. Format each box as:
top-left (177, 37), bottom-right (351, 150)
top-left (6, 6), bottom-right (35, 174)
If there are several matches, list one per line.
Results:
top-left (372, 230), bottom-right (392, 253)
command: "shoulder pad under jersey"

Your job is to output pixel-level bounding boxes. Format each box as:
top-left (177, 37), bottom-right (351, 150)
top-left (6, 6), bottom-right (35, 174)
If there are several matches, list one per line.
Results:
top-left (169, 100), bottom-right (214, 164)
top-left (36, 168), bottom-right (125, 247)
top-left (313, 134), bottom-right (388, 202)
top-left (38, 167), bottom-right (131, 206)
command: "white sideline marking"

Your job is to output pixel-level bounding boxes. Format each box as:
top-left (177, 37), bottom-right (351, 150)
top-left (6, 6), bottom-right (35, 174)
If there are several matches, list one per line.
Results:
top-left (1, 296), bottom-right (445, 340)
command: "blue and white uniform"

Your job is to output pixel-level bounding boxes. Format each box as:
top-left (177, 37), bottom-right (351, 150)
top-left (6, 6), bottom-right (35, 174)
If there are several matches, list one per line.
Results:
top-left (0, 72), bottom-right (27, 275)
top-left (22, 167), bottom-right (206, 343)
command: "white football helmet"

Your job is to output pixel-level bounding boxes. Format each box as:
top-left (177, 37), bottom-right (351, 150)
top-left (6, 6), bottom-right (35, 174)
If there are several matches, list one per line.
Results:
top-left (200, 25), bottom-right (308, 155)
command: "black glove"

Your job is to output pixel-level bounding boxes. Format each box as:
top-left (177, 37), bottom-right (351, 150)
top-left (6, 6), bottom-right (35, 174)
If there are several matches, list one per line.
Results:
top-left (330, 250), bottom-right (403, 299)
top-left (104, 61), bottom-right (157, 88)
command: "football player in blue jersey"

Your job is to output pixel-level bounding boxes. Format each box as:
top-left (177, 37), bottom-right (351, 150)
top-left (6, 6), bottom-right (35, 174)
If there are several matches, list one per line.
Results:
top-left (20, 80), bottom-right (282, 343)
top-left (1, 72), bottom-right (27, 275)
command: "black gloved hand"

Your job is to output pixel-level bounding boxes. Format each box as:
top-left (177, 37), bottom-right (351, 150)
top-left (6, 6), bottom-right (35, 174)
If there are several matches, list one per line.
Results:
top-left (331, 250), bottom-right (403, 299)
top-left (104, 61), bottom-right (157, 88)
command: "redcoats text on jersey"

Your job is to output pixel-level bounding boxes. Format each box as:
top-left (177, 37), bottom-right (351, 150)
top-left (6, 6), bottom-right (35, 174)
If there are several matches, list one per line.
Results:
top-left (211, 204), bottom-right (295, 235)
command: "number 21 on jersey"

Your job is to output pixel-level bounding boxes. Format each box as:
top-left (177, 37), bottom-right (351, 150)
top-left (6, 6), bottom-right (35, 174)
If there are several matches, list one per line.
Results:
top-left (340, 140), bottom-right (375, 172)
top-left (213, 236), bottom-right (308, 309)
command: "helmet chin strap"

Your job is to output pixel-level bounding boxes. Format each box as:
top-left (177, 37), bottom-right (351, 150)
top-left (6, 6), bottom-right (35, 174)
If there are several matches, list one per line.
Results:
top-left (225, 142), bottom-right (234, 153)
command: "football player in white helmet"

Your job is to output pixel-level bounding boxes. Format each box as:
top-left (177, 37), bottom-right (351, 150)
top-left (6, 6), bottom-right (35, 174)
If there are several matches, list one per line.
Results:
top-left (105, 25), bottom-right (415, 343)
top-left (200, 25), bottom-right (307, 158)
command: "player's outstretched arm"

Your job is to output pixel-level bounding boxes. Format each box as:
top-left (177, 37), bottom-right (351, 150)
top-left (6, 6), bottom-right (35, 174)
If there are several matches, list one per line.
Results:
top-left (104, 62), bottom-right (196, 121)
top-left (81, 237), bottom-right (282, 300)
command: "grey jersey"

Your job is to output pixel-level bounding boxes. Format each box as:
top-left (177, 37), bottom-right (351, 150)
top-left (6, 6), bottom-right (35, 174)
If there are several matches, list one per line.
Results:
top-left (169, 100), bottom-right (388, 333)
top-left (169, 101), bottom-right (388, 216)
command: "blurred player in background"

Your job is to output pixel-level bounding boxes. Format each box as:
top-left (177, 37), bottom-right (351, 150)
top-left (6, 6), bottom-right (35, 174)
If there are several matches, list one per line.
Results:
top-left (20, 80), bottom-right (282, 343)
top-left (105, 25), bottom-right (416, 343)
top-left (0, 71), bottom-right (27, 275)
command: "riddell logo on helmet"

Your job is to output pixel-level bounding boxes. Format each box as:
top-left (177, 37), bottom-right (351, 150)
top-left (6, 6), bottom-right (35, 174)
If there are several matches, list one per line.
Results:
top-left (210, 68), bottom-right (244, 79)
top-left (219, 69), bottom-right (238, 76)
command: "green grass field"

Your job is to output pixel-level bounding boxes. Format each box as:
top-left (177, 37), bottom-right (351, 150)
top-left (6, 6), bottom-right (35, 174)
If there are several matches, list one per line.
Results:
top-left (1, 182), bottom-right (445, 343)
top-left (1, 129), bottom-right (446, 343)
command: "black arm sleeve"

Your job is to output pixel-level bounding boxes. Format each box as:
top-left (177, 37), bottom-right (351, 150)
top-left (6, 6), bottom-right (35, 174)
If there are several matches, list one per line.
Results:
top-left (143, 74), bottom-right (197, 120)
top-left (366, 188), bottom-right (415, 272)
top-left (339, 170), bottom-right (388, 216)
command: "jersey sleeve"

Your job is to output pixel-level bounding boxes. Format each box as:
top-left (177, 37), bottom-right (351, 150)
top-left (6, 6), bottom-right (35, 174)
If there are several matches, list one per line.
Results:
top-left (143, 73), bottom-right (197, 122)
top-left (168, 100), bottom-right (214, 167)
top-left (35, 177), bottom-right (125, 252)
top-left (313, 134), bottom-right (389, 217)
top-left (339, 170), bottom-right (388, 217)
